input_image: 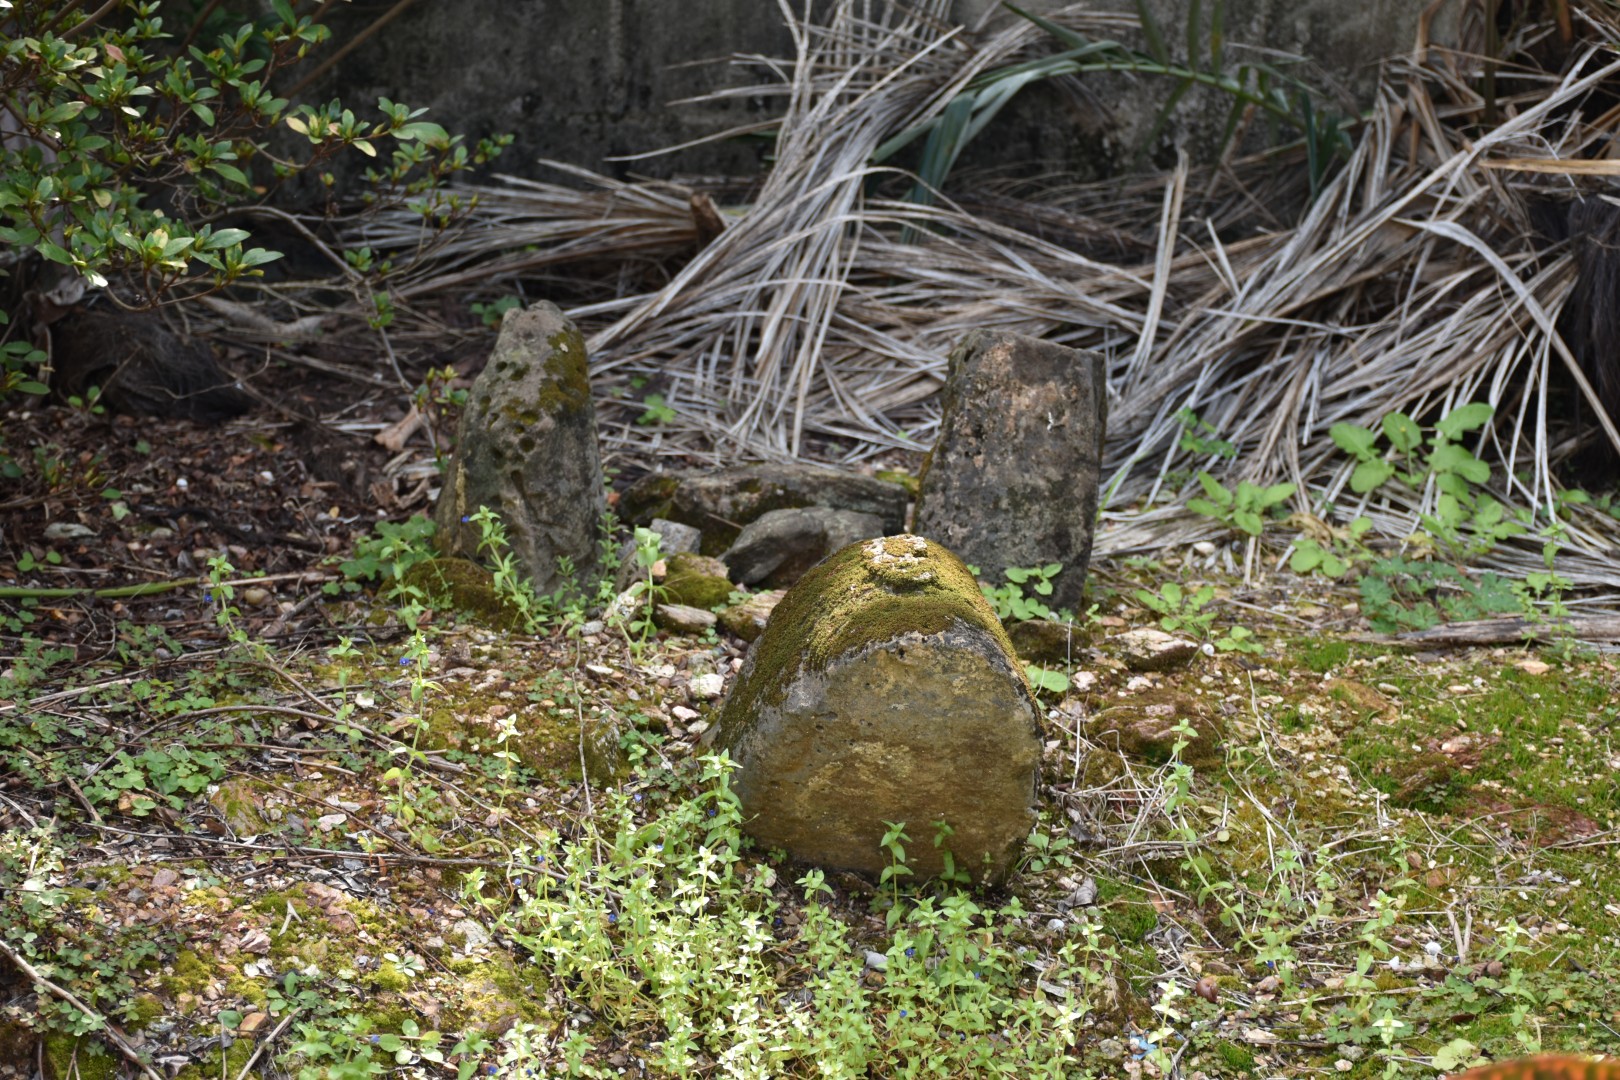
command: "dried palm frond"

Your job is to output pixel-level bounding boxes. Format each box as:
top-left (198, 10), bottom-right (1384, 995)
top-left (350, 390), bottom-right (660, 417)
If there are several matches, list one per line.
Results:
top-left (350, 0), bottom-right (1620, 590)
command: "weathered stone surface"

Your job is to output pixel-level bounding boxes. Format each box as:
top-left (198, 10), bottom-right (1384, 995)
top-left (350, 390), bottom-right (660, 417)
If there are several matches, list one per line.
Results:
top-left (723, 506), bottom-right (887, 588)
top-left (913, 330), bottom-right (1106, 614)
top-left (654, 603), bottom-right (717, 635)
top-left (433, 303), bottom-right (605, 595)
top-left (661, 553), bottom-right (733, 609)
top-left (620, 463), bottom-right (908, 555)
top-left (714, 535), bottom-right (1042, 884)
top-left (1115, 628), bottom-right (1199, 672)
top-left (1006, 618), bottom-right (1085, 666)
top-left (717, 589), bottom-right (785, 642)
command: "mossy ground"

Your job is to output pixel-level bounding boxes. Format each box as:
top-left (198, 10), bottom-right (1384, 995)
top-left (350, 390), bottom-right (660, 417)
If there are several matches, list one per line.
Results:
top-left (3, 553), bottom-right (1619, 1078)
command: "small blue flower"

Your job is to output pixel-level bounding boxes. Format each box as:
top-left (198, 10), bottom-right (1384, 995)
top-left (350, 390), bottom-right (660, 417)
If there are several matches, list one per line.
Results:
top-left (204, 592), bottom-right (213, 603)
top-left (370, 1035), bottom-right (380, 1044)
top-left (461, 515), bottom-right (471, 523)
top-left (608, 911), bottom-right (618, 924)
top-left (905, 947), bottom-right (915, 958)
top-left (485, 1066), bottom-right (496, 1075)
top-left (634, 792), bottom-right (643, 802)
top-left (400, 656), bottom-right (411, 666)
top-left (899, 1009), bottom-right (907, 1018)
top-left (707, 808), bottom-right (717, 817)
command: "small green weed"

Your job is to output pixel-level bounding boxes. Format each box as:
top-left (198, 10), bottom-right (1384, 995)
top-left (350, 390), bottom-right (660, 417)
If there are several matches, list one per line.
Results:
top-left (1187, 473), bottom-right (1296, 537)
top-left (470, 295), bottom-right (522, 327)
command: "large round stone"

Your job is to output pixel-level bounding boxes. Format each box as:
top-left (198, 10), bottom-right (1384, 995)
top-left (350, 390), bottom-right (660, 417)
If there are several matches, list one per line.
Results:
top-left (714, 534), bottom-right (1042, 885)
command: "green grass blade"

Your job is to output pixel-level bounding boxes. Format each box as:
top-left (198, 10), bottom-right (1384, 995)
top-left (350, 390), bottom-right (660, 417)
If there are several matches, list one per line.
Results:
top-left (1135, 0), bottom-right (1170, 65)
top-left (1187, 0), bottom-right (1202, 75)
top-left (1210, 0), bottom-right (1224, 73)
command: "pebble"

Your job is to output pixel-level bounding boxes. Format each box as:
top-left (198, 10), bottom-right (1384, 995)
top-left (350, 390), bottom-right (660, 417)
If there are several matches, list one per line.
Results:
top-left (863, 950), bottom-right (888, 972)
top-left (453, 918), bottom-right (491, 952)
top-left (689, 673), bottom-right (725, 700)
top-left (671, 705), bottom-right (701, 723)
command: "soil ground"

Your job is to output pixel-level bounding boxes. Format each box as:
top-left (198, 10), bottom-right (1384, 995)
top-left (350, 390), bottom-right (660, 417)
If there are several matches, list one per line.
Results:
top-left (2, 349), bottom-right (1619, 1080)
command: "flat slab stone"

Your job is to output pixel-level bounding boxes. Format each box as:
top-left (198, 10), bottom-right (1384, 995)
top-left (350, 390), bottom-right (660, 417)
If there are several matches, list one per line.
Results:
top-left (913, 330), bottom-right (1107, 614)
top-left (714, 535), bottom-right (1041, 885)
top-left (620, 463), bottom-right (908, 554)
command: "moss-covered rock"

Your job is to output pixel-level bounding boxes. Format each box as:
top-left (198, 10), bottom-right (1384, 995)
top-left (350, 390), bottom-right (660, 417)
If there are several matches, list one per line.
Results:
top-left (1089, 691), bottom-right (1225, 768)
top-left (714, 535), bottom-right (1042, 885)
top-left (1006, 618), bottom-right (1086, 665)
top-left (432, 302), bottom-right (606, 595)
top-left (401, 557), bottom-right (523, 630)
top-left (660, 553), bottom-right (733, 609)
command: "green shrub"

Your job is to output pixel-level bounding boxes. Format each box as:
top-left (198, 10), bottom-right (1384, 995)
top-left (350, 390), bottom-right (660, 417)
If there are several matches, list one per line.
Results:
top-left (0, 1), bottom-right (508, 396)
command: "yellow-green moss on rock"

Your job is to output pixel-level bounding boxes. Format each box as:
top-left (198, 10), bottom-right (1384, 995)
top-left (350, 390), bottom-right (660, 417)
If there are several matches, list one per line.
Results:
top-left (401, 557), bottom-right (524, 630)
top-left (715, 535), bottom-right (1043, 885)
top-left (661, 553), bottom-right (733, 609)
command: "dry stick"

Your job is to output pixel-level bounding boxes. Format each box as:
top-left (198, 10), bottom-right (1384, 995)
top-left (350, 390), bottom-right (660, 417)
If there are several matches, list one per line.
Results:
top-left (234, 1008), bottom-right (301, 1080)
top-left (0, 938), bottom-right (164, 1080)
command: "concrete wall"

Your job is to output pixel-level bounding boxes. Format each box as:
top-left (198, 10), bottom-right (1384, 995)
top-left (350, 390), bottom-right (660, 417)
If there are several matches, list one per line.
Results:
top-left (316, 0), bottom-right (1438, 183)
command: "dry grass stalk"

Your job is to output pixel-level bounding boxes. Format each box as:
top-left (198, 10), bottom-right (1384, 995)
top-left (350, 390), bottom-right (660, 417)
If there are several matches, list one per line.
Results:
top-left (348, 1), bottom-right (1620, 588)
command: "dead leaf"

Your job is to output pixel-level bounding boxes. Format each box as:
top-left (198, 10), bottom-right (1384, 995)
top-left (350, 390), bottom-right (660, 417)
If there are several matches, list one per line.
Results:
top-left (1514, 659), bottom-right (1551, 676)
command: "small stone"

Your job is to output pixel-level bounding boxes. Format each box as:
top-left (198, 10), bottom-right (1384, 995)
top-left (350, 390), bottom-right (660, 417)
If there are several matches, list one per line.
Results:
top-left (579, 620), bottom-right (605, 637)
top-left (689, 673), bottom-right (725, 700)
top-left (239, 1012), bottom-right (269, 1035)
top-left (723, 506), bottom-right (886, 588)
top-left (718, 589), bottom-right (785, 642)
top-left (1192, 541), bottom-right (1217, 556)
top-left (863, 950), bottom-right (888, 972)
top-left (453, 918), bottom-right (491, 952)
top-left (671, 705), bottom-right (700, 723)
top-left (1515, 658), bottom-right (1551, 676)
top-left (647, 518), bottom-right (702, 556)
top-left (1045, 918), bottom-right (1066, 933)
top-left (43, 522), bottom-right (96, 540)
top-left (1071, 670), bottom-right (1098, 692)
top-left (316, 813), bottom-right (346, 832)
top-left (653, 603), bottom-right (717, 635)
top-left (151, 869), bottom-right (178, 889)
top-left (1115, 628), bottom-right (1199, 672)
top-left (241, 587), bottom-right (270, 608)
top-left (1096, 1038), bottom-right (1126, 1061)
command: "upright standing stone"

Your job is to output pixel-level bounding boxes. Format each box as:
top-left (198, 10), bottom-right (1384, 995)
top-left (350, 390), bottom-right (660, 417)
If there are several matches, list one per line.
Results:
top-left (714, 535), bottom-right (1042, 885)
top-left (913, 330), bottom-right (1107, 614)
top-left (433, 302), bottom-right (605, 594)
